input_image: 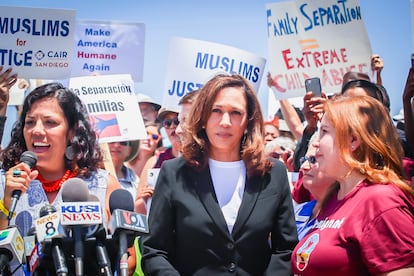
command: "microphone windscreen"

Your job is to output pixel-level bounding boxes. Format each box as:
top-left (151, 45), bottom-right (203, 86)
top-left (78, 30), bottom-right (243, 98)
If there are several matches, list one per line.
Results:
top-left (39, 204), bottom-right (57, 217)
top-left (15, 211), bottom-right (33, 238)
top-left (26, 226), bottom-right (36, 237)
top-left (20, 151), bottom-right (38, 168)
top-left (88, 194), bottom-right (100, 202)
top-left (109, 189), bottom-right (134, 213)
top-left (61, 178), bottom-right (89, 202)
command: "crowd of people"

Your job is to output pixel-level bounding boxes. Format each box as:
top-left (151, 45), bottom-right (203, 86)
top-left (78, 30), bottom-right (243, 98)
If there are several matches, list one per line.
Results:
top-left (0, 50), bottom-right (413, 275)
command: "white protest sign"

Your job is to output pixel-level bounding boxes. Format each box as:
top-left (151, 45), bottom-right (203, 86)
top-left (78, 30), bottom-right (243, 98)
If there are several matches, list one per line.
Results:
top-left (69, 74), bottom-right (147, 143)
top-left (0, 6), bottom-right (76, 79)
top-left (266, 0), bottom-right (372, 99)
top-left (162, 37), bottom-right (266, 109)
top-left (72, 20), bottom-right (145, 81)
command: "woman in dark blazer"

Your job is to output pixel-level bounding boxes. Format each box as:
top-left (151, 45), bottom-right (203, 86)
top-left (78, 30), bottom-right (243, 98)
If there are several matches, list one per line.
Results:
top-left (141, 74), bottom-right (298, 275)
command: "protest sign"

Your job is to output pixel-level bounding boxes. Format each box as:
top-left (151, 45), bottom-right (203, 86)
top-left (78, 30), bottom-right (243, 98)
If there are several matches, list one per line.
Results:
top-left (0, 6), bottom-right (76, 79)
top-left (72, 20), bottom-right (145, 81)
top-left (69, 74), bottom-right (147, 143)
top-left (266, 0), bottom-right (372, 99)
top-left (161, 36), bottom-right (266, 109)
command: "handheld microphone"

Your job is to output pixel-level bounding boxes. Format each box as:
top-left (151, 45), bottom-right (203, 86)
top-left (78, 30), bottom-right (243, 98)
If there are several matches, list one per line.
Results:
top-left (35, 204), bottom-right (68, 276)
top-left (108, 189), bottom-right (148, 276)
top-left (61, 178), bottom-right (102, 276)
top-left (8, 151), bottom-right (38, 221)
top-left (0, 226), bottom-right (24, 273)
top-left (87, 194), bottom-right (112, 276)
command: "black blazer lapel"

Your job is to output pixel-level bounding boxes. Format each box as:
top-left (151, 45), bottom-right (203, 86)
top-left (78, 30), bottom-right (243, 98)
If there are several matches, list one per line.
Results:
top-left (231, 174), bottom-right (262, 238)
top-left (191, 167), bottom-right (232, 239)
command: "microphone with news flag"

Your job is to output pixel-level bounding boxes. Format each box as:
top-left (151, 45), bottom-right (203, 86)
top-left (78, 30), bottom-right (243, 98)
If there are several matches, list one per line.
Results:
top-left (108, 189), bottom-right (148, 276)
top-left (0, 226), bottom-right (24, 274)
top-left (35, 204), bottom-right (68, 276)
top-left (60, 178), bottom-right (102, 276)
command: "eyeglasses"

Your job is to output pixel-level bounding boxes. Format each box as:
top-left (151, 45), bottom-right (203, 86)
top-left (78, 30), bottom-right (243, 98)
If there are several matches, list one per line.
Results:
top-left (299, 156), bottom-right (317, 166)
top-left (162, 117), bottom-right (179, 129)
top-left (148, 132), bottom-right (159, 140)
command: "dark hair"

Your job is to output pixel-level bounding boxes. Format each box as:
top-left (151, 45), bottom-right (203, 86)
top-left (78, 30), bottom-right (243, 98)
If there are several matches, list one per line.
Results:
top-left (341, 79), bottom-right (390, 110)
top-left (1, 82), bottom-right (102, 177)
top-left (181, 74), bottom-right (271, 176)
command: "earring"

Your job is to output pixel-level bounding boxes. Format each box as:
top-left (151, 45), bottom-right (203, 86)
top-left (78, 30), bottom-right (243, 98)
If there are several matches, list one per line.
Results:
top-left (65, 145), bottom-right (75, 161)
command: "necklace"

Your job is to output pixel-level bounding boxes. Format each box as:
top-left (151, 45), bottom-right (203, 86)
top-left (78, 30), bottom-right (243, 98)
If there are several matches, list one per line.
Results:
top-left (37, 170), bottom-right (77, 193)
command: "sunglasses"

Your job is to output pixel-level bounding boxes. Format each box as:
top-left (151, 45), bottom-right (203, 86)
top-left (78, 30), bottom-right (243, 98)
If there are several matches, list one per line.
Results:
top-left (109, 141), bottom-right (131, 146)
top-left (162, 117), bottom-right (179, 129)
top-left (299, 155), bottom-right (317, 166)
top-left (148, 132), bottom-right (160, 140)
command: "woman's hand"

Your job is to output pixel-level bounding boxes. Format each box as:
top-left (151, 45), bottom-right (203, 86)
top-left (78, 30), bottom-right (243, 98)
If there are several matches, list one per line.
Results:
top-left (4, 164), bottom-right (38, 208)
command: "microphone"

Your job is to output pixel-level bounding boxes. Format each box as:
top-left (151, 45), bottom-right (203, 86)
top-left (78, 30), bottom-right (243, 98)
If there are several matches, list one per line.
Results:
top-left (0, 226), bottom-right (24, 273)
top-left (61, 178), bottom-right (102, 276)
top-left (108, 189), bottom-right (148, 276)
top-left (8, 151), bottom-right (38, 221)
top-left (35, 204), bottom-right (68, 276)
top-left (25, 227), bottom-right (43, 274)
top-left (87, 194), bottom-right (113, 276)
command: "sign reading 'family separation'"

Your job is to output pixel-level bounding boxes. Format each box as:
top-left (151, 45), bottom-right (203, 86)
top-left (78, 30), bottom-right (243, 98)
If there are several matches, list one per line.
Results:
top-left (162, 37), bottom-right (266, 109)
top-left (0, 6), bottom-right (76, 79)
top-left (266, 0), bottom-right (372, 98)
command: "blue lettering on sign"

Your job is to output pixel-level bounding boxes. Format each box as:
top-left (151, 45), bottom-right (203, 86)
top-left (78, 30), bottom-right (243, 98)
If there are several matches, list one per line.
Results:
top-left (0, 49), bottom-right (32, 66)
top-left (0, 17), bottom-right (70, 36)
top-left (167, 80), bottom-right (203, 96)
top-left (266, 9), bottom-right (299, 37)
top-left (61, 205), bottom-right (99, 213)
top-left (300, 0), bottom-right (362, 31)
top-left (194, 52), bottom-right (260, 83)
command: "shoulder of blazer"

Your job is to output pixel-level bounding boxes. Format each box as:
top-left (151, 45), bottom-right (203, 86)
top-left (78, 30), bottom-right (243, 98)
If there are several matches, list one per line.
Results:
top-left (160, 156), bottom-right (188, 171)
top-left (269, 158), bottom-right (288, 173)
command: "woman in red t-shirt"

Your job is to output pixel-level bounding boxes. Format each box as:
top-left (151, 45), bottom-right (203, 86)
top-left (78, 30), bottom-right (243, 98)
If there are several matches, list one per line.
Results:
top-left (292, 95), bottom-right (414, 275)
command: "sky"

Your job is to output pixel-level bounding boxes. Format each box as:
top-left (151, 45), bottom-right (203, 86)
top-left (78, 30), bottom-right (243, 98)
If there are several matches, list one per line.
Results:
top-left (0, 0), bottom-right (412, 118)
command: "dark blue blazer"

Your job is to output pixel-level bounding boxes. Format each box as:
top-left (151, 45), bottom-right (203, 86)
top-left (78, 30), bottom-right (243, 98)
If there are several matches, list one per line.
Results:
top-left (142, 156), bottom-right (298, 276)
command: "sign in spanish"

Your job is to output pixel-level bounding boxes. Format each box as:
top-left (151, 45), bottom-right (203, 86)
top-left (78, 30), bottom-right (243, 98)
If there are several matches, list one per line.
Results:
top-left (161, 36), bottom-right (267, 109)
top-left (0, 6), bottom-right (76, 79)
top-left (69, 74), bottom-right (147, 143)
top-left (266, 0), bottom-right (372, 98)
top-left (72, 20), bottom-right (145, 81)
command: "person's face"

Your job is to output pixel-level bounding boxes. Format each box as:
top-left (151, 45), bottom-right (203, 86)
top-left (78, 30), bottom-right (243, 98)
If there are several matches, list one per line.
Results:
top-left (162, 112), bottom-right (181, 147)
top-left (108, 141), bottom-right (132, 167)
top-left (300, 146), bottom-right (335, 200)
top-left (314, 115), bottom-right (342, 180)
top-left (139, 125), bottom-right (161, 154)
top-left (23, 97), bottom-right (71, 172)
top-left (206, 87), bottom-right (248, 160)
top-left (176, 102), bottom-right (192, 143)
top-left (139, 102), bottom-right (158, 123)
top-left (264, 124), bottom-right (279, 144)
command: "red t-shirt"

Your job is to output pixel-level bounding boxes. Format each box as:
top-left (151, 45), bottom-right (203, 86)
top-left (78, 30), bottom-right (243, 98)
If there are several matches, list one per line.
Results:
top-left (292, 180), bottom-right (414, 275)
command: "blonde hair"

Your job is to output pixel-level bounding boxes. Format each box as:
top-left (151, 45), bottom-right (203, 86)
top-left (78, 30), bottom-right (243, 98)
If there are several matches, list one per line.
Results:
top-left (322, 95), bottom-right (413, 198)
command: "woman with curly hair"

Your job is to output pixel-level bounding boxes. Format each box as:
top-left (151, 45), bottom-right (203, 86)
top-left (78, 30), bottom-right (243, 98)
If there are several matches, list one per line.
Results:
top-left (141, 74), bottom-right (297, 275)
top-left (0, 82), bottom-right (122, 273)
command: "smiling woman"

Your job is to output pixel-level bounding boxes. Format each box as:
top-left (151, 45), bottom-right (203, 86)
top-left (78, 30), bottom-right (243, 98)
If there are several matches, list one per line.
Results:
top-left (0, 82), bottom-right (128, 275)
